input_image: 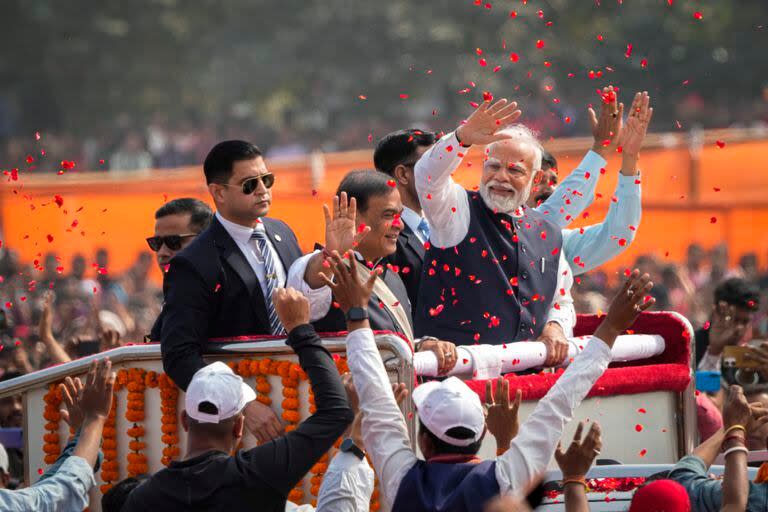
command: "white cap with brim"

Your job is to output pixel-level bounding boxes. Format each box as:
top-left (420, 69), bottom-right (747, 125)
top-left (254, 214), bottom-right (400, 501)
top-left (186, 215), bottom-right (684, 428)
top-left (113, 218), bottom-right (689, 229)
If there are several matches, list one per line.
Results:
top-left (411, 376), bottom-right (486, 447)
top-left (185, 361), bottom-right (256, 424)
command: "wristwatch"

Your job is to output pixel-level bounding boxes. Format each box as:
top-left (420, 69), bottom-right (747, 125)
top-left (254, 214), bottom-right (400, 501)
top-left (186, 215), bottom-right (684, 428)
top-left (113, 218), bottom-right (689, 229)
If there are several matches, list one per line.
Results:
top-left (340, 438), bottom-right (366, 460)
top-left (346, 307), bottom-right (369, 322)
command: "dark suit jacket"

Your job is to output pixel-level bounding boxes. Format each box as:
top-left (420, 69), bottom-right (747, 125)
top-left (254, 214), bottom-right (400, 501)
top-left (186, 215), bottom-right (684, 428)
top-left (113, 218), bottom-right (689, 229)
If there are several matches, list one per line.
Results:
top-left (312, 260), bottom-right (413, 336)
top-left (384, 223), bottom-right (426, 311)
top-left (159, 215), bottom-right (302, 390)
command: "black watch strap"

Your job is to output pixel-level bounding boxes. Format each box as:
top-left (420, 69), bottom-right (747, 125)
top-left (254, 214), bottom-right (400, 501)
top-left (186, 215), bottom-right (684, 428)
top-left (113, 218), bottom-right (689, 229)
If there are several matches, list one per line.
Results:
top-left (340, 438), bottom-right (366, 460)
top-left (346, 307), bottom-right (369, 322)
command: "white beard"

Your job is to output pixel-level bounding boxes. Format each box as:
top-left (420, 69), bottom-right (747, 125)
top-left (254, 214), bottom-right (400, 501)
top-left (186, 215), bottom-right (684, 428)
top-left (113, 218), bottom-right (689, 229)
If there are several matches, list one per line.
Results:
top-left (479, 179), bottom-right (533, 215)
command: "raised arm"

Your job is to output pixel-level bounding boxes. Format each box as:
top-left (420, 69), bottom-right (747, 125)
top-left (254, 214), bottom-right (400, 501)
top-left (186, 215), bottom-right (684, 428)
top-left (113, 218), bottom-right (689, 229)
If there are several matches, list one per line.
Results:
top-left (286, 193), bottom-right (370, 321)
top-left (536, 85), bottom-right (623, 227)
top-left (321, 251), bottom-right (418, 509)
top-left (415, 98), bottom-right (521, 248)
top-left (38, 291), bottom-right (72, 365)
top-left (562, 173), bottom-right (641, 275)
top-left (720, 385), bottom-right (752, 512)
top-left (555, 422), bottom-right (603, 512)
top-left (4, 359), bottom-right (115, 512)
top-left (496, 270), bottom-right (655, 495)
top-left (241, 288), bottom-right (354, 495)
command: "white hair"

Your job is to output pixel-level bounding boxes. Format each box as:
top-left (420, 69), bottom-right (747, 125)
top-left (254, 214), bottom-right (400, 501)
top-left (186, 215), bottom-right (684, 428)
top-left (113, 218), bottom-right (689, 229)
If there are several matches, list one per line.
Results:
top-left (481, 124), bottom-right (543, 214)
top-left (487, 124), bottom-right (544, 172)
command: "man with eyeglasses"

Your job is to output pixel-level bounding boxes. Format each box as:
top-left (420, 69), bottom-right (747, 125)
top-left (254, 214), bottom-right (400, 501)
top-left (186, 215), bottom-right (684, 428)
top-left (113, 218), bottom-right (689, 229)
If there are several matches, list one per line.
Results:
top-left (146, 198), bottom-right (214, 273)
top-left (145, 198), bottom-right (213, 342)
top-left (159, 140), bottom-right (303, 445)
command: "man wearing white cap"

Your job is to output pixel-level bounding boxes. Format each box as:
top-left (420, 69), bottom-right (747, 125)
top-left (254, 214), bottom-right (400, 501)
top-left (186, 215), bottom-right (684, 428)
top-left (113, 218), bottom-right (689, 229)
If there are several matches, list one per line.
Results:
top-left (122, 288), bottom-right (355, 512)
top-left (321, 251), bottom-right (655, 511)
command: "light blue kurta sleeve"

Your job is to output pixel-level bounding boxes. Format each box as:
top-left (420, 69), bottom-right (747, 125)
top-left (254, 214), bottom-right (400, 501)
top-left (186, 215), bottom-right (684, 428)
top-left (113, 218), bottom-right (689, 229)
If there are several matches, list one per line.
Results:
top-left (535, 150), bottom-right (607, 229)
top-left (561, 173), bottom-right (642, 275)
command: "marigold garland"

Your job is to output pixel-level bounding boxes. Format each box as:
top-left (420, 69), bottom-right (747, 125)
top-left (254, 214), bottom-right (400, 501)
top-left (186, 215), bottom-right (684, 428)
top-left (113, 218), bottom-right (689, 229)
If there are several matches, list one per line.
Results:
top-left (99, 393), bottom-right (119, 493)
top-left (48, 354), bottom-right (375, 508)
top-left (42, 383), bottom-right (63, 465)
top-left (121, 368), bottom-right (149, 477)
top-left (157, 373), bottom-right (180, 466)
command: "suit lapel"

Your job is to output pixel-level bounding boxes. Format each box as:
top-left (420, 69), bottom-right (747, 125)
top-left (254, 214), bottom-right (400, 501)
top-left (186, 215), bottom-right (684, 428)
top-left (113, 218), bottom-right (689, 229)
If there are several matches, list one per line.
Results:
top-left (400, 223), bottom-right (426, 261)
top-left (211, 217), bottom-right (270, 329)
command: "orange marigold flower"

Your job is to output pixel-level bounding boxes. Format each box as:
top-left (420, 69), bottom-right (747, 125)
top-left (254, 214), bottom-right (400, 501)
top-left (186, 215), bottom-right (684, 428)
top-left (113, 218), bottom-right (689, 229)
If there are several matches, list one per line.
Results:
top-left (129, 440), bottom-right (147, 451)
top-left (282, 410), bottom-right (300, 423)
top-left (127, 426), bottom-right (146, 437)
top-left (282, 398), bottom-right (300, 410)
top-left (161, 423), bottom-right (178, 434)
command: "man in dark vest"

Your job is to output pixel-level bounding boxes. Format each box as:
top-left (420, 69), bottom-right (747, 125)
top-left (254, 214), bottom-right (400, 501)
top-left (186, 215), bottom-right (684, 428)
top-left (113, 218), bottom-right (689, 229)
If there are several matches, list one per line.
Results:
top-left (412, 97), bottom-right (621, 367)
top-left (287, 170), bottom-right (460, 375)
top-left (325, 243), bottom-right (655, 512)
top-left (159, 140), bottom-right (303, 444)
top-left (373, 129), bottom-right (437, 310)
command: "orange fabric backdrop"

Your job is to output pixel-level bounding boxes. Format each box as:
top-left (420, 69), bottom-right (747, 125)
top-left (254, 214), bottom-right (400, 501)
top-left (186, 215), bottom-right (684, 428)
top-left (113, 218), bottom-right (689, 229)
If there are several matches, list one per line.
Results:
top-left (2, 137), bottom-right (767, 284)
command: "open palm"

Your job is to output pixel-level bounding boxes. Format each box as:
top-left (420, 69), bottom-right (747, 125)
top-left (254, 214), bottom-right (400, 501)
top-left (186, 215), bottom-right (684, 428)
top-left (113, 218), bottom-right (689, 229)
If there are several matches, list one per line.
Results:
top-left (324, 191), bottom-right (370, 254)
top-left (456, 98), bottom-right (522, 146)
top-left (618, 92), bottom-right (653, 156)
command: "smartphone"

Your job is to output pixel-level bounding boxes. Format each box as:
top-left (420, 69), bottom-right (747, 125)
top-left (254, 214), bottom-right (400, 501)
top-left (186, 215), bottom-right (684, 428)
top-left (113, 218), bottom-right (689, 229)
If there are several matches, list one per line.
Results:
top-left (723, 346), bottom-right (761, 370)
top-left (76, 339), bottom-right (102, 357)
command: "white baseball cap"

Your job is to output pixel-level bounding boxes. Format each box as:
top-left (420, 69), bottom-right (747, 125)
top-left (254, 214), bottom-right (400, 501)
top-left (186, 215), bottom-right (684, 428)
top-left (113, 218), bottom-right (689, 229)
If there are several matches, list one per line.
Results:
top-left (411, 377), bottom-right (486, 447)
top-left (185, 362), bottom-right (256, 423)
top-left (0, 443), bottom-right (8, 474)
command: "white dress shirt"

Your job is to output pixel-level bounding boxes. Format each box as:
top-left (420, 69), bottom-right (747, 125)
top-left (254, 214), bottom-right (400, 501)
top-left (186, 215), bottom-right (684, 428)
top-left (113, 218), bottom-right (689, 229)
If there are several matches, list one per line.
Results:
top-left (399, 206), bottom-right (427, 243)
top-left (413, 131), bottom-right (577, 336)
top-left (287, 250), bottom-right (344, 322)
top-left (345, 327), bottom-right (613, 510)
top-left (216, 212), bottom-right (287, 299)
top-left (284, 452), bottom-right (375, 512)
top-left (315, 452), bottom-right (375, 511)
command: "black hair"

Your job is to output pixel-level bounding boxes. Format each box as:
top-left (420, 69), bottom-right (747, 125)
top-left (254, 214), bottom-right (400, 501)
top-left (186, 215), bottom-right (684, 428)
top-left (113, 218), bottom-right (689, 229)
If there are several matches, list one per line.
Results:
top-left (418, 421), bottom-right (483, 456)
top-left (101, 475), bottom-right (149, 512)
top-left (373, 129), bottom-right (436, 176)
top-left (203, 140), bottom-right (262, 185)
top-left (541, 149), bottom-right (557, 171)
top-left (336, 170), bottom-right (396, 212)
top-left (714, 278), bottom-right (760, 311)
top-left (154, 198), bottom-right (213, 233)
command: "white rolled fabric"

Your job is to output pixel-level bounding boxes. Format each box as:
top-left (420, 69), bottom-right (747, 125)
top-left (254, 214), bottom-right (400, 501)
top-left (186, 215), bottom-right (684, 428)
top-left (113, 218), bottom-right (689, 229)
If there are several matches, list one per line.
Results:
top-left (412, 334), bottom-right (665, 378)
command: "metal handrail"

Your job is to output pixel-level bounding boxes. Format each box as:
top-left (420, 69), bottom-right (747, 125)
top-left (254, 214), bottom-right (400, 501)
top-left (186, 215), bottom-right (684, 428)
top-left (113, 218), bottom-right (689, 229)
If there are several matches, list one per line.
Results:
top-left (0, 334), bottom-right (415, 399)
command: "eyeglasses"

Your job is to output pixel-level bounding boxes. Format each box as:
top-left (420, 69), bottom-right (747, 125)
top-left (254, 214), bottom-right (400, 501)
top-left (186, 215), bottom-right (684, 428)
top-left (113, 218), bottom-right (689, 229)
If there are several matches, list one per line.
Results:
top-left (220, 173), bottom-right (276, 194)
top-left (146, 234), bottom-right (198, 252)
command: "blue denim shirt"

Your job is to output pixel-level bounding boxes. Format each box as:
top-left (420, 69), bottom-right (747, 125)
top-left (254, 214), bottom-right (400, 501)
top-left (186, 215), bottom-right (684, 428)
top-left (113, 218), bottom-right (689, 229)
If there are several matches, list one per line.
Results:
top-left (0, 431), bottom-right (101, 512)
top-left (669, 454), bottom-right (768, 511)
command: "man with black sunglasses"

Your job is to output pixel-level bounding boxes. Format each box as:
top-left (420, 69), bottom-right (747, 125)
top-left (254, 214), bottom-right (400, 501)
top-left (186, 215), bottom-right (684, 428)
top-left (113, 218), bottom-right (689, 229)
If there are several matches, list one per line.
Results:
top-left (158, 140), bottom-right (303, 445)
top-left (146, 198), bottom-right (213, 343)
top-left (146, 198), bottom-right (213, 273)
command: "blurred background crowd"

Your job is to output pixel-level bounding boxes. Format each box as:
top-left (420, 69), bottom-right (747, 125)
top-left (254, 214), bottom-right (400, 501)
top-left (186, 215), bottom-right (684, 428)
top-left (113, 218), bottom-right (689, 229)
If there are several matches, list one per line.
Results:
top-left (1, 1), bottom-right (767, 172)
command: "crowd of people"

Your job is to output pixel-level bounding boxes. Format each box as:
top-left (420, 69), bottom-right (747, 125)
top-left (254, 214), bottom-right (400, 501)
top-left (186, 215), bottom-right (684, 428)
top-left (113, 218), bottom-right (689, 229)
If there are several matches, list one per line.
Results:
top-left (1, 87), bottom-right (768, 511)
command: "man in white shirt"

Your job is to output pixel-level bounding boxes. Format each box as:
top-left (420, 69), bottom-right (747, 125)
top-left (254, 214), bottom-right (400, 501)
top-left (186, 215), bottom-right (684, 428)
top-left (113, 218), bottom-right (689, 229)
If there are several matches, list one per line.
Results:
top-left (321, 250), bottom-right (655, 512)
top-left (413, 91), bottom-right (653, 366)
top-left (159, 140), bottom-right (304, 443)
